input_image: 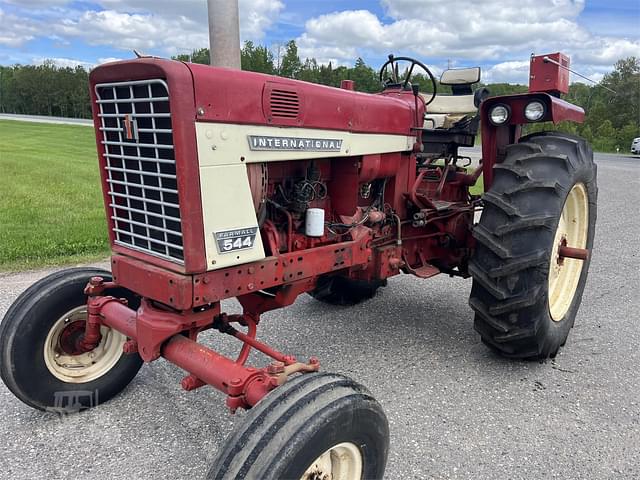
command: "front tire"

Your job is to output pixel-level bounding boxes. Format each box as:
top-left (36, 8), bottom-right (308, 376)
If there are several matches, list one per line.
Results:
top-left (0, 267), bottom-right (143, 411)
top-left (469, 132), bottom-right (597, 359)
top-left (207, 372), bottom-right (389, 480)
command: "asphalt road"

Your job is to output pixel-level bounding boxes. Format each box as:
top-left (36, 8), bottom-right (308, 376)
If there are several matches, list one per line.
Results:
top-left (0, 152), bottom-right (638, 479)
top-left (0, 113), bottom-right (93, 126)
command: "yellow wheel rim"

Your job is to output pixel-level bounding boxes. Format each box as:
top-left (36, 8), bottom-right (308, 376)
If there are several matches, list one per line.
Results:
top-left (43, 306), bottom-right (126, 383)
top-left (300, 442), bottom-right (363, 480)
top-left (548, 183), bottom-right (589, 321)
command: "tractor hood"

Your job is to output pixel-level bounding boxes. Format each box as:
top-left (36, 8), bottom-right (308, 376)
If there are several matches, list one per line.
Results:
top-left (90, 57), bottom-right (420, 136)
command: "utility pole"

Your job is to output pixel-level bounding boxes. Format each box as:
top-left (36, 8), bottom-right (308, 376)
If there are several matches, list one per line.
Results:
top-left (207, 0), bottom-right (241, 69)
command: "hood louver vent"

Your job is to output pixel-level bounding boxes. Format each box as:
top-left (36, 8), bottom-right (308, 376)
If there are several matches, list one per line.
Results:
top-left (270, 89), bottom-right (300, 118)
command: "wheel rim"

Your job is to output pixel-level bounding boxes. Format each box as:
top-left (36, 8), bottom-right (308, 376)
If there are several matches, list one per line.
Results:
top-left (300, 442), bottom-right (363, 480)
top-left (43, 306), bottom-right (126, 383)
top-left (548, 183), bottom-right (589, 321)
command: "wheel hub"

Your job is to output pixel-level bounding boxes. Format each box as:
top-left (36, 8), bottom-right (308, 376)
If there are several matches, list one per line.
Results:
top-left (43, 306), bottom-right (126, 383)
top-left (58, 320), bottom-right (93, 356)
top-left (548, 183), bottom-right (589, 321)
top-left (301, 442), bottom-right (363, 480)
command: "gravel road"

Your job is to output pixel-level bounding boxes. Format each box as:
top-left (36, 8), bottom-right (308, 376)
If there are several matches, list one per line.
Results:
top-left (0, 152), bottom-right (638, 479)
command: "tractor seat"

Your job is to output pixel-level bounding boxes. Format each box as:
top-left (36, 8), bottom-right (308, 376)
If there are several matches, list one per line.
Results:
top-left (422, 67), bottom-right (483, 130)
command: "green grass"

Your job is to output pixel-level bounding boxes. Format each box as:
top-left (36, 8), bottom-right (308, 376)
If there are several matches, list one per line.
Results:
top-left (0, 120), bottom-right (109, 271)
top-left (469, 175), bottom-right (484, 196)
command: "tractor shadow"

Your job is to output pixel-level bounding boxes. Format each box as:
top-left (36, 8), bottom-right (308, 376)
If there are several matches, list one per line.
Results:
top-left (255, 273), bottom-right (548, 381)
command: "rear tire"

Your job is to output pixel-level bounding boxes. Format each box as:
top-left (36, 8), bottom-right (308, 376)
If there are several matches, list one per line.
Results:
top-left (469, 132), bottom-right (597, 359)
top-left (309, 276), bottom-right (387, 306)
top-left (207, 372), bottom-right (389, 480)
top-left (0, 268), bottom-right (143, 412)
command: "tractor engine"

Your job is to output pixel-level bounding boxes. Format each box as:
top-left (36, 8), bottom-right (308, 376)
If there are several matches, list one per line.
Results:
top-left (89, 58), bottom-right (478, 309)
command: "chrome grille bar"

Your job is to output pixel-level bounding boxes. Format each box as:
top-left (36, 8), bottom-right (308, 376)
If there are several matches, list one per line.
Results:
top-left (109, 191), bottom-right (179, 209)
top-left (106, 179), bottom-right (179, 195)
top-left (97, 97), bottom-right (169, 104)
top-left (99, 113), bottom-right (172, 118)
top-left (101, 140), bottom-right (174, 150)
top-left (104, 153), bottom-right (175, 164)
top-left (95, 78), bottom-right (184, 264)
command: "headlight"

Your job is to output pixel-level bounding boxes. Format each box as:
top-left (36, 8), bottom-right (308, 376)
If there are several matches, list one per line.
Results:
top-left (524, 101), bottom-right (546, 122)
top-left (489, 104), bottom-right (510, 125)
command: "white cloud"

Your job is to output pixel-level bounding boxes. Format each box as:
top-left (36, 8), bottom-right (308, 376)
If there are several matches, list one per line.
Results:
top-left (239, 0), bottom-right (285, 39)
top-left (31, 56), bottom-right (93, 68)
top-left (482, 61), bottom-right (531, 84)
top-left (89, 0), bottom-right (283, 41)
top-left (297, 0), bottom-right (640, 83)
top-left (97, 57), bottom-right (125, 65)
top-left (95, 0), bottom-right (284, 39)
top-left (381, 0), bottom-right (586, 23)
top-left (55, 9), bottom-right (208, 53)
top-left (0, 8), bottom-right (38, 47)
top-left (3, 0), bottom-right (70, 5)
top-left (1, 0), bottom-right (636, 83)
top-left (1, 0), bottom-right (284, 56)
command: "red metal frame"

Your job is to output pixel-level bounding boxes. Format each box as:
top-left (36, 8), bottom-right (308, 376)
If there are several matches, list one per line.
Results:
top-left (85, 53), bottom-right (587, 412)
top-left (529, 52), bottom-right (570, 95)
top-left (85, 276), bottom-right (320, 411)
top-left (480, 92), bottom-right (585, 190)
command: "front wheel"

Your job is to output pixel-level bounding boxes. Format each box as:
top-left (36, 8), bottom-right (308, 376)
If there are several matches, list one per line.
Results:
top-left (0, 267), bottom-right (143, 412)
top-left (469, 132), bottom-right (597, 359)
top-left (207, 372), bottom-right (389, 479)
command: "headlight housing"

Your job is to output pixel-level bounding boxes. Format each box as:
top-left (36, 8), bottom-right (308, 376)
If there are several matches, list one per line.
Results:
top-left (524, 101), bottom-right (546, 122)
top-left (489, 104), bottom-right (510, 125)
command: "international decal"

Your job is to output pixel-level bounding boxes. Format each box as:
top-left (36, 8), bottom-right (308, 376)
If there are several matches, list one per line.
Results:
top-left (248, 135), bottom-right (343, 152)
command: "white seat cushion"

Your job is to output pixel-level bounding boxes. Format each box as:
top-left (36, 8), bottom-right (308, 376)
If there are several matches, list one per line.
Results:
top-left (421, 94), bottom-right (476, 114)
top-left (423, 114), bottom-right (447, 129)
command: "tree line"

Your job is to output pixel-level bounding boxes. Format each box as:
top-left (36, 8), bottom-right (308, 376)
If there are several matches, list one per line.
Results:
top-left (0, 63), bottom-right (91, 118)
top-left (1, 40), bottom-right (638, 151)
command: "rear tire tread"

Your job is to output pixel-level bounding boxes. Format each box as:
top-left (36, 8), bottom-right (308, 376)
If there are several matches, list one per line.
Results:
top-left (470, 132), bottom-right (597, 359)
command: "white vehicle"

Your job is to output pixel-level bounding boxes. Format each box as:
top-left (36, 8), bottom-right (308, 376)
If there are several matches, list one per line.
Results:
top-left (632, 137), bottom-right (640, 155)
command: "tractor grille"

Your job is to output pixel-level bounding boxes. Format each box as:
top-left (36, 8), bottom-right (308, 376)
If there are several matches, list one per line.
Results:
top-left (95, 79), bottom-right (184, 264)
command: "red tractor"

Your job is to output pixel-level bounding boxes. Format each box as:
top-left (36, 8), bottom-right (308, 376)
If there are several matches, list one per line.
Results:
top-left (0, 52), bottom-right (596, 478)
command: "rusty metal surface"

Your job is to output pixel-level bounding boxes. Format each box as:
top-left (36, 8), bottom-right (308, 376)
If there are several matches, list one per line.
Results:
top-left (559, 245), bottom-right (590, 261)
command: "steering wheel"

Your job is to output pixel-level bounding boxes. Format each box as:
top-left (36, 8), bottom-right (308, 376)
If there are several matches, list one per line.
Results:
top-left (379, 54), bottom-right (438, 106)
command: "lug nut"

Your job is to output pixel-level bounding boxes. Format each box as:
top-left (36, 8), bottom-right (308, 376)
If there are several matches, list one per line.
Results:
top-left (267, 361), bottom-right (285, 375)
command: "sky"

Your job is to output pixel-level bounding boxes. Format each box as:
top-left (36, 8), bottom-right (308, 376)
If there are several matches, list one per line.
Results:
top-left (0, 0), bottom-right (638, 84)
